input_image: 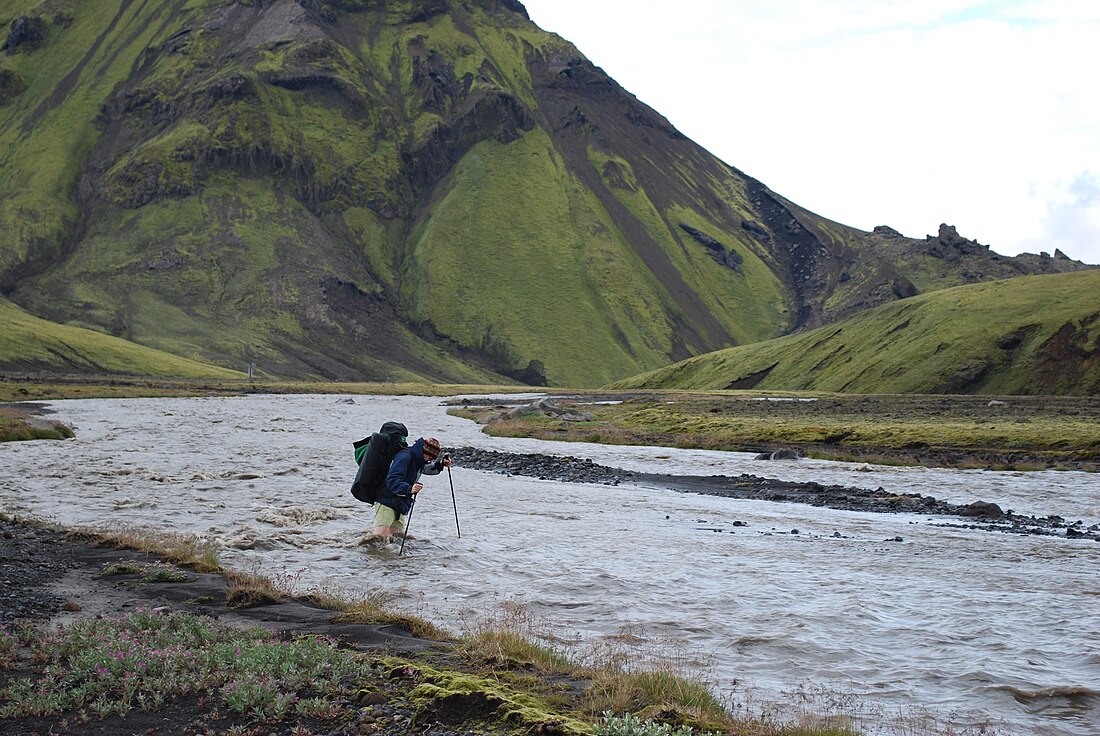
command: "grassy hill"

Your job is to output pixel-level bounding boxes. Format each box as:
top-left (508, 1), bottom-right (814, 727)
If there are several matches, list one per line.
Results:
top-left (609, 271), bottom-right (1100, 395)
top-left (0, 298), bottom-right (243, 377)
top-left (0, 0), bottom-right (1092, 387)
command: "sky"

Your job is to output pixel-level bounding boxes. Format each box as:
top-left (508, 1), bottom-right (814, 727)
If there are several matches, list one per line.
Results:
top-left (518, 0), bottom-right (1100, 265)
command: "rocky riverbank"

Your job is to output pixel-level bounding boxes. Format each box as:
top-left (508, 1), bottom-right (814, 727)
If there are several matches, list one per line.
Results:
top-left (451, 447), bottom-right (1100, 542)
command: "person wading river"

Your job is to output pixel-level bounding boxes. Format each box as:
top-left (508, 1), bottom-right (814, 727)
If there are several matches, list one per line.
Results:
top-left (372, 436), bottom-right (451, 541)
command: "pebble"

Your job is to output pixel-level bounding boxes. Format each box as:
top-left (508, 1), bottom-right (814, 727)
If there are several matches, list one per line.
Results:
top-left (453, 447), bottom-right (1099, 541)
top-left (0, 520), bottom-right (74, 625)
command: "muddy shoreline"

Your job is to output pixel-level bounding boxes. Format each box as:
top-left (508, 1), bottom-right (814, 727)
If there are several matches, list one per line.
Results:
top-left (452, 447), bottom-right (1100, 542)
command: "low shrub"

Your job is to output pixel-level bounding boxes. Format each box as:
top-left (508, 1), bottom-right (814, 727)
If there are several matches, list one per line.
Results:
top-left (595, 711), bottom-right (717, 736)
top-left (0, 610), bottom-right (365, 724)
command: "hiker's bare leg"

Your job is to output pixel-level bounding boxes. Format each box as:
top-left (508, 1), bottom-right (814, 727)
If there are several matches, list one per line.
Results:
top-left (372, 503), bottom-right (403, 540)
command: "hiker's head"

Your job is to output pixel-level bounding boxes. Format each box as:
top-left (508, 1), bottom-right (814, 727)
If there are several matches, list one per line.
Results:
top-left (422, 437), bottom-right (442, 462)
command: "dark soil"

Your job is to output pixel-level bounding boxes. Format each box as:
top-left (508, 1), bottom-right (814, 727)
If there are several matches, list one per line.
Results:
top-left (450, 447), bottom-right (1100, 542)
top-left (0, 519), bottom-right (509, 736)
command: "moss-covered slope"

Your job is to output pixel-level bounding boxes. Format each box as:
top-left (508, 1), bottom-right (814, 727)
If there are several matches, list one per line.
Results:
top-left (610, 271), bottom-right (1100, 395)
top-left (0, 0), bottom-right (1092, 387)
top-left (0, 297), bottom-right (242, 377)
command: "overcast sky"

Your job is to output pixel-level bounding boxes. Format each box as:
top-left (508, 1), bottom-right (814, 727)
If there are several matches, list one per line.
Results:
top-left (519, 0), bottom-right (1100, 265)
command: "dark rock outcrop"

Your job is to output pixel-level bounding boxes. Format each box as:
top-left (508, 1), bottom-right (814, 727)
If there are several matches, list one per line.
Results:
top-left (927, 223), bottom-right (988, 260)
top-left (0, 68), bottom-right (27, 105)
top-left (724, 363), bottom-right (778, 390)
top-left (506, 397), bottom-right (593, 421)
top-left (743, 179), bottom-right (832, 329)
top-left (872, 225), bottom-right (904, 239)
top-left (680, 224), bottom-right (743, 272)
top-left (755, 448), bottom-right (802, 461)
top-left (959, 501), bottom-right (1004, 518)
top-left (498, 0), bottom-right (530, 18)
top-left (3, 16), bottom-right (48, 54)
top-left (400, 88), bottom-right (535, 205)
top-left (933, 359), bottom-right (990, 393)
top-left (996, 325), bottom-right (1038, 350)
top-left (892, 276), bottom-right (918, 299)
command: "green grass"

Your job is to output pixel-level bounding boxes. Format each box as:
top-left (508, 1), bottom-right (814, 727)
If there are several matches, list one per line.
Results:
top-left (0, 0), bottom-right (211, 273)
top-left (0, 610), bottom-right (369, 723)
top-left (611, 271), bottom-right (1100, 395)
top-left (461, 391), bottom-right (1100, 470)
top-left (666, 203), bottom-right (789, 344)
top-left (0, 297), bottom-right (242, 378)
top-left (0, 404), bottom-right (73, 440)
top-left (102, 561), bottom-right (191, 583)
top-left (73, 524), bottom-right (222, 573)
top-left (0, 376), bottom-right (536, 402)
top-left (331, 595), bottom-right (447, 641)
top-left (406, 129), bottom-right (688, 386)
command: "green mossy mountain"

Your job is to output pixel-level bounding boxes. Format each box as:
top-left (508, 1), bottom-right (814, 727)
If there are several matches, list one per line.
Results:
top-left (0, 0), bottom-right (1093, 387)
top-left (609, 271), bottom-right (1100, 395)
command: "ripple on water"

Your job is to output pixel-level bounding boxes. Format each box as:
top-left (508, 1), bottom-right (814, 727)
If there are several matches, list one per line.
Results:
top-left (986, 683), bottom-right (1100, 725)
top-left (255, 506), bottom-right (349, 527)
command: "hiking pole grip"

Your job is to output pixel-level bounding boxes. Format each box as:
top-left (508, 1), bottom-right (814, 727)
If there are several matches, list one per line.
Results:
top-left (447, 464), bottom-right (460, 538)
top-left (399, 495), bottom-right (416, 556)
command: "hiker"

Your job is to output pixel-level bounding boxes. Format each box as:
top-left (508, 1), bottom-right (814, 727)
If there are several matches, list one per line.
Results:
top-left (372, 436), bottom-right (451, 540)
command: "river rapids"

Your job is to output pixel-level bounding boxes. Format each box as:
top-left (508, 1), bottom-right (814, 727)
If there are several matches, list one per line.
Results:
top-left (1, 394), bottom-right (1097, 735)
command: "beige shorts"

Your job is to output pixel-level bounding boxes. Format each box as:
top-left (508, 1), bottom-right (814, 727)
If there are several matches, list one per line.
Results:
top-left (372, 502), bottom-right (408, 532)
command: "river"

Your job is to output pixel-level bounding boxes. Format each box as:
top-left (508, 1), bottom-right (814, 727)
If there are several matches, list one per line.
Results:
top-left (1, 394), bottom-right (1097, 735)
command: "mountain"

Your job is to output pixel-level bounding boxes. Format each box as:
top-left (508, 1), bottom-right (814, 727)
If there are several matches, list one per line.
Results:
top-left (0, 0), bottom-right (1092, 387)
top-left (609, 271), bottom-right (1100, 395)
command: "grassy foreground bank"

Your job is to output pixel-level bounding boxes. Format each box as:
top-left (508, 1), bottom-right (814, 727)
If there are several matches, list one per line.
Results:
top-left (0, 516), bottom-right (869, 736)
top-left (457, 392), bottom-right (1100, 471)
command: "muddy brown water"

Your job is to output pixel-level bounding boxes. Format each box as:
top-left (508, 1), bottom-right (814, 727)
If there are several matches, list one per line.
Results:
top-left (1, 394), bottom-right (1097, 735)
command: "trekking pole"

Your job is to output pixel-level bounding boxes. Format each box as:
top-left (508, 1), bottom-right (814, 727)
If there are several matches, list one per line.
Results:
top-left (447, 461), bottom-right (461, 538)
top-left (399, 495), bottom-right (416, 556)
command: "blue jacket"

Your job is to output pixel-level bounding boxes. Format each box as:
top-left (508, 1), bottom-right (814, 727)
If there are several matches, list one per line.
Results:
top-left (378, 437), bottom-right (444, 515)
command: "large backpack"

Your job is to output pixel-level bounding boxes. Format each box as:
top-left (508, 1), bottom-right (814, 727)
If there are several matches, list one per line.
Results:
top-left (350, 421), bottom-right (408, 504)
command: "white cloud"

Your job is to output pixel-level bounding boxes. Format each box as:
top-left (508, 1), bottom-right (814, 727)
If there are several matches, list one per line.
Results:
top-left (1018, 171), bottom-right (1100, 256)
top-left (519, 0), bottom-right (1100, 264)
